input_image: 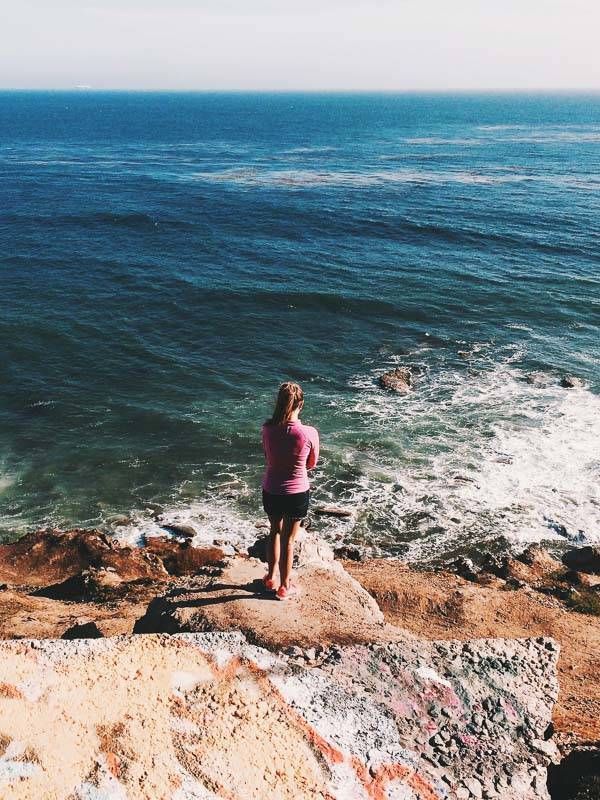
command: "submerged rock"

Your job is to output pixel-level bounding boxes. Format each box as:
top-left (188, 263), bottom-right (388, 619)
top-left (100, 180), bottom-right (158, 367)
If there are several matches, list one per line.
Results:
top-left (378, 366), bottom-right (413, 394)
top-left (560, 374), bottom-right (582, 389)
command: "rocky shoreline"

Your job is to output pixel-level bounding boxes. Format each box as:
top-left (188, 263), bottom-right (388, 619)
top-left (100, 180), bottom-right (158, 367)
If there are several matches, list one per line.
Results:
top-left (0, 528), bottom-right (598, 798)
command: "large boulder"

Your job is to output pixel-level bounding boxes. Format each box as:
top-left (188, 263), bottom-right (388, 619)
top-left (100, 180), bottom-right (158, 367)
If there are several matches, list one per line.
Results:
top-left (0, 632), bottom-right (559, 799)
top-left (378, 366), bottom-right (413, 394)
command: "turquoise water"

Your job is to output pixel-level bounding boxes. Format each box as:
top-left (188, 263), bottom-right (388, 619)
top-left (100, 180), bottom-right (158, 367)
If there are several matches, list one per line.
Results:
top-left (1, 92), bottom-right (599, 561)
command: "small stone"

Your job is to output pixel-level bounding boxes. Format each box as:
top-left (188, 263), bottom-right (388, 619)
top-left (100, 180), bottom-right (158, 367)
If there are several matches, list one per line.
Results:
top-left (463, 777), bottom-right (483, 798)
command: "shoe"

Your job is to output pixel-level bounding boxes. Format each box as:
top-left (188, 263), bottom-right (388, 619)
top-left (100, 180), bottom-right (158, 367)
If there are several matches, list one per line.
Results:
top-left (262, 575), bottom-right (276, 592)
top-left (276, 583), bottom-right (301, 601)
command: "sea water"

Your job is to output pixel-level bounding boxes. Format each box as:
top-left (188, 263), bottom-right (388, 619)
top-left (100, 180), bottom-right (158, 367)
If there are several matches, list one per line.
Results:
top-left (0, 91), bottom-right (599, 561)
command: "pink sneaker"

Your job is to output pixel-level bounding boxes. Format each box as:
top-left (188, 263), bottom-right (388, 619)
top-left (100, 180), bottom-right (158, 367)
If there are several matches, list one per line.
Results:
top-left (262, 575), bottom-right (276, 592)
top-left (276, 583), bottom-right (301, 601)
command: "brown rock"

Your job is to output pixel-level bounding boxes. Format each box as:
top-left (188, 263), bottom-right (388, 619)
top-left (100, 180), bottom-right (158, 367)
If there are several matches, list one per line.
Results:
top-left (378, 367), bottom-right (412, 394)
top-left (0, 529), bottom-right (168, 587)
top-left (0, 590), bottom-right (148, 640)
top-left (145, 538), bottom-right (225, 576)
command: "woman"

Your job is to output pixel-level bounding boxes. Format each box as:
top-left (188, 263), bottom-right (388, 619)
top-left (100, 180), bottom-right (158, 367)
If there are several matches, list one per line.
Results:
top-left (261, 381), bottom-right (319, 601)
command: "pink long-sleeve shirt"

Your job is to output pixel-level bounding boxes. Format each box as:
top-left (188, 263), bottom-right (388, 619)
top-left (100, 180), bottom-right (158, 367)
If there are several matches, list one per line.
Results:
top-left (261, 420), bottom-right (320, 495)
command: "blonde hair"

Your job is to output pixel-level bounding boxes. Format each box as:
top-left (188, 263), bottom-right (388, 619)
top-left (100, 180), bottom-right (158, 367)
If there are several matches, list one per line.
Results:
top-left (266, 382), bottom-right (304, 426)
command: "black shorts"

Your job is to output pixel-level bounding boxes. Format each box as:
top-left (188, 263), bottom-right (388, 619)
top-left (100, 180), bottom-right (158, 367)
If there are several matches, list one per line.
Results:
top-left (262, 489), bottom-right (310, 521)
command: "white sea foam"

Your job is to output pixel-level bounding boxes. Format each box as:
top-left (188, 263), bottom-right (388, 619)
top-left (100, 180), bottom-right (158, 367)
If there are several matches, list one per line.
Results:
top-left (186, 166), bottom-right (598, 191)
top-left (113, 491), bottom-right (260, 552)
top-left (343, 358), bottom-right (600, 561)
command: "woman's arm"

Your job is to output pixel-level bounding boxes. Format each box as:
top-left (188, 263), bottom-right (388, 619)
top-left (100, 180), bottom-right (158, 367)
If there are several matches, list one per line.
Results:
top-left (306, 427), bottom-right (320, 470)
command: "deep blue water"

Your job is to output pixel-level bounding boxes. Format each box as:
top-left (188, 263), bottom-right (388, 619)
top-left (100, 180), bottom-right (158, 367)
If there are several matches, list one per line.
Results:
top-left (1, 92), bottom-right (599, 560)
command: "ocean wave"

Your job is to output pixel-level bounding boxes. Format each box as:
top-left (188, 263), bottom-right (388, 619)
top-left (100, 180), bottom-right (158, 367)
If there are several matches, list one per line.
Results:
top-left (186, 166), bottom-right (598, 191)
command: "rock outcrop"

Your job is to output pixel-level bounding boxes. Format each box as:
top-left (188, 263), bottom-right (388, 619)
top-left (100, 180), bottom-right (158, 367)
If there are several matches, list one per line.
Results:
top-left (0, 631), bottom-right (558, 800)
top-left (378, 367), bottom-right (413, 394)
top-left (0, 529), bottom-right (224, 588)
top-left (135, 532), bottom-right (394, 648)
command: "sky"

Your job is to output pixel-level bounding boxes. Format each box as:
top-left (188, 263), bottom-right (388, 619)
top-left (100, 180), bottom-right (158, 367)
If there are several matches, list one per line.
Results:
top-left (1, 0), bottom-right (599, 91)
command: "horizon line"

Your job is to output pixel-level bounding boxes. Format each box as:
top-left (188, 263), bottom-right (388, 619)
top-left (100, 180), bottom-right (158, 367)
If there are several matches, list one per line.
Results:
top-left (1, 87), bottom-right (600, 94)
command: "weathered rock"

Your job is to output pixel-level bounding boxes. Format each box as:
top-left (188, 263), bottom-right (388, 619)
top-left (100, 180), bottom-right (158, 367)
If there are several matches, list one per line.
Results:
top-left (378, 366), bottom-right (413, 394)
top-left (31, 568), bottom-right (126, 601)
top-left (135, 535), bottom-right (392, 648)
top-left (0, 589), bottom-right (148, 640)
top-left (562, 546), bottom-right (600, 574)
top-left (0, 529), bottom-right (168, 587)
top-left (144, 537), bottom-right (225, 576)
top-left (0, 632), bottom-right (559, 799)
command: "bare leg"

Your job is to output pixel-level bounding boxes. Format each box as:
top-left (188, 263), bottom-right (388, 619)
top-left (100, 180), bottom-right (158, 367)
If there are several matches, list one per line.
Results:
top-left (279, 517), bottom-right (302, 590)
top-left (267, 514), bottom-right (283, 582)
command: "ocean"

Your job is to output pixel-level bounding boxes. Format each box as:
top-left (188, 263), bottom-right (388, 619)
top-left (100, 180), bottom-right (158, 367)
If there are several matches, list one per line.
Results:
top-left (0, 91), bottom-right (599, 562)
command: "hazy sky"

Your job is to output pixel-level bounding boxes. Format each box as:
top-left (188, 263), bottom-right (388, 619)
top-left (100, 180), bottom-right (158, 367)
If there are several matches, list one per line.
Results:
top-left (1, 0), bottom-right (599, 91)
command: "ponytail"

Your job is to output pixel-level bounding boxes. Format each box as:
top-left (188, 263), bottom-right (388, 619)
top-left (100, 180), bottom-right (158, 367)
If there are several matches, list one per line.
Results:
top-left (266, 382), bottom-right (304, 426)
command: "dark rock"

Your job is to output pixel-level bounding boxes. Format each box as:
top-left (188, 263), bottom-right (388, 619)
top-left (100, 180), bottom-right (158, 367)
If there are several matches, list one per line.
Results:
top-left (547, 746), bottom-right (600, 800)
top-left (560, 375), bottom-right (582, 389)
top-left (378, 367), bottom-right (413, 394)
top-left (562, 546), bottom-right (600, 575)
top-left (334, 545), bottom-right (363, 562)
top-left (450, 557), bottom-right (479, 581)
top-left (61, 621), bottom-right (104, 640)
top-left (161, 523), bottom-right (197, 539)
top-left (247, 535), bottom-right (269, 563)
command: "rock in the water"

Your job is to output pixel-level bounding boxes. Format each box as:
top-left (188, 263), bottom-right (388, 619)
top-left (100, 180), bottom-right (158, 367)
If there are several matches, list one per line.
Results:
top-left (314, 505), bottom-right (353, 518)
top-left (560, 375), bottom-right (581, 389)
top-left (378, 367), bottom-right (413, 394)
top-left (451, 556), bottom-right (479, 581)
top-left (562, 546), bottom-right (600, 574)
top-left (161, 523), bottom-right (197, 539)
